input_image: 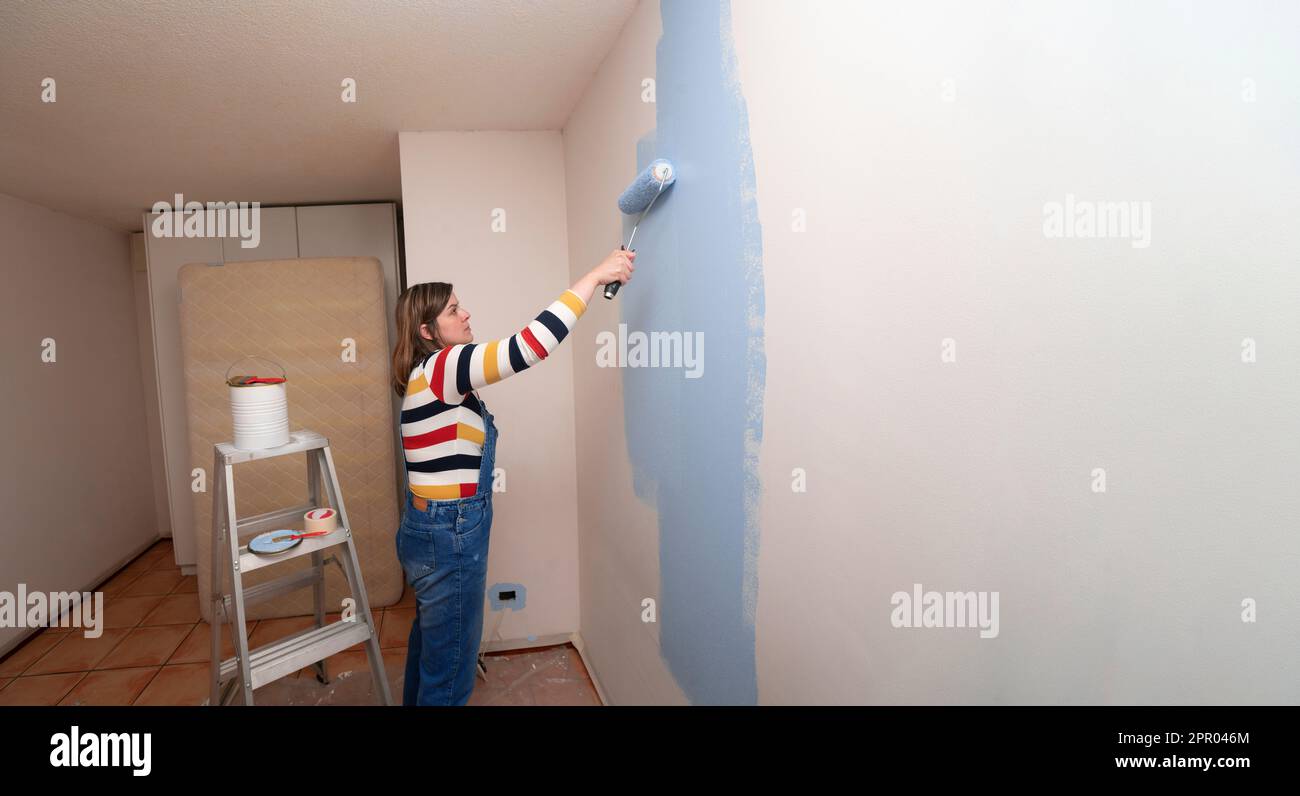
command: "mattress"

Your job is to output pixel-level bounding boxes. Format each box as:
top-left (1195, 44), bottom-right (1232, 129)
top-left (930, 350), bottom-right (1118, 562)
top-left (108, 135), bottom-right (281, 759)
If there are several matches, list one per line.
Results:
top-left (177, 256), bottom-right (402, 623)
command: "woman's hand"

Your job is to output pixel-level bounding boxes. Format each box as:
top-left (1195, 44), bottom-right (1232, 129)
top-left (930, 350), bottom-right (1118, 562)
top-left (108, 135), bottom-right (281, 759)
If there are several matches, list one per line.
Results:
top-left (589, 247), bottom-right (636, 287)
top-left (570, 248), bottom-right (636, 304)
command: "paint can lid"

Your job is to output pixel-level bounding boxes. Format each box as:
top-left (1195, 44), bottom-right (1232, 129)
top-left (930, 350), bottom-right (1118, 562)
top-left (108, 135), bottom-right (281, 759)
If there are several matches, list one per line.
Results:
top-left (225, 355), bottom-right (287, 387)
top-left (248, 530), bottom-right (302, 556)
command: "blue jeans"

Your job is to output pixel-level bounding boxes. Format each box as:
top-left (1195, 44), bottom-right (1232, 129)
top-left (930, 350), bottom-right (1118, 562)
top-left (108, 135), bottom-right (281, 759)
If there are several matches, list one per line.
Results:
top-left (395, 491), bottom-right (493, 705)
top-left (395, 394), bottom-right (498, 706)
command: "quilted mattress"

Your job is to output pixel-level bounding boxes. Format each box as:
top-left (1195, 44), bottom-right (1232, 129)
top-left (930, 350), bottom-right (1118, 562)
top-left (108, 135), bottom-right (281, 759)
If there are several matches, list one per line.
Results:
top-left (177, 256), bottom-right (402, 623)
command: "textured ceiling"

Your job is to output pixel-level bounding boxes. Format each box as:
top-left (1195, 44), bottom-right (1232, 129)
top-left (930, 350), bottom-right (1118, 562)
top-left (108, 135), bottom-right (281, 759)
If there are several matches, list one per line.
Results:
top-left (0, 0), bottom-right (639, 231)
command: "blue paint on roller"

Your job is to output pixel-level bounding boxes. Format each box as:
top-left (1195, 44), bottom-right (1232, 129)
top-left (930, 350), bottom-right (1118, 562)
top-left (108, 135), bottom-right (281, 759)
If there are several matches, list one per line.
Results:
top-left (618, 159), bottom-right (677, 214)
top-left (489, 583), bottom-right (526, 612)
top-left (621, 0), bottom-right (765, 705)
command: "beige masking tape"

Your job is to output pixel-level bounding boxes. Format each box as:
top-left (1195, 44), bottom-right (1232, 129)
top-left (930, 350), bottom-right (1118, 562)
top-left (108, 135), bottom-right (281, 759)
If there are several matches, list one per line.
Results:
top-left (303, 508), bottom-right (338, 533)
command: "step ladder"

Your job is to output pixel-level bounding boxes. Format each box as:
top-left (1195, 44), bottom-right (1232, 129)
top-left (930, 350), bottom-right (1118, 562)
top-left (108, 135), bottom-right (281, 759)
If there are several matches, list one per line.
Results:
top-left (208, 430), bottom-right (392, 706)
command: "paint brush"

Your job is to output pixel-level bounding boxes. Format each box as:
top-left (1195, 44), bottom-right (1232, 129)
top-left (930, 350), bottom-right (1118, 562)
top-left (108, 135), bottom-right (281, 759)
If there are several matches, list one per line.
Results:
top-left (268, 530), bottom-right (332, 544)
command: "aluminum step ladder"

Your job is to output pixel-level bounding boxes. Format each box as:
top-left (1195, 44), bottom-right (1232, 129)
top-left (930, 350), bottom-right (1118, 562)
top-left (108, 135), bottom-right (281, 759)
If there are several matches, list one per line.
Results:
top-left (208, 430), bottom-right (392, 706)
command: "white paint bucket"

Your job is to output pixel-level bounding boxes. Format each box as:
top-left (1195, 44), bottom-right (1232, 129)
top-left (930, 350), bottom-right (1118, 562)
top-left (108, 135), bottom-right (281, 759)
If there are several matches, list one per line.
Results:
top-left (226, 356), bottom-right (290, 450)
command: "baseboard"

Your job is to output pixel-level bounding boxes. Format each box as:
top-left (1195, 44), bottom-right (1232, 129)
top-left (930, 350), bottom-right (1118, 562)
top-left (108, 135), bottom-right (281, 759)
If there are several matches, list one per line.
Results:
top-left (568, 631), bottom-right (609, 706)
top-left (480, 632), bottom-right (572, 654)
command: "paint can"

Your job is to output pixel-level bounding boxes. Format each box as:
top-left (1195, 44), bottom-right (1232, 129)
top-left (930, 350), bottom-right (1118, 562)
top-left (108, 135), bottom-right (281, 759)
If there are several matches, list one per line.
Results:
top-left (226, 355), bottom-right (290, 450)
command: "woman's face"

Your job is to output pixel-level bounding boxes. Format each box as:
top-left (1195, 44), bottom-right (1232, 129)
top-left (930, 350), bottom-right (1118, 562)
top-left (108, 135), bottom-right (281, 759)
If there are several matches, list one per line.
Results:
top-left (422, 292), bottom-right (472, 346)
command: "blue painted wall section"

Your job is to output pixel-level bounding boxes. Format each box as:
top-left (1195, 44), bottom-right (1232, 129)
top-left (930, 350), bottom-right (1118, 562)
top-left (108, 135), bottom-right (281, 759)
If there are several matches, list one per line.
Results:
top-left (621, 0), bottom-right (766, 705)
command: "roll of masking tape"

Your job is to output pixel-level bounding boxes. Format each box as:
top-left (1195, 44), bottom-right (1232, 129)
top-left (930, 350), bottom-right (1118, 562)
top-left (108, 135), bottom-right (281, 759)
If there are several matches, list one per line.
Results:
top-left (303, 508), bottom-right (338, 533)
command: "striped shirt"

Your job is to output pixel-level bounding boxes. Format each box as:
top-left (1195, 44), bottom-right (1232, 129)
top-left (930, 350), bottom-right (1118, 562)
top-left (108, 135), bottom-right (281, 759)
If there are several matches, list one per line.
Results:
top-left (400, 289), bottom-right (588, 500)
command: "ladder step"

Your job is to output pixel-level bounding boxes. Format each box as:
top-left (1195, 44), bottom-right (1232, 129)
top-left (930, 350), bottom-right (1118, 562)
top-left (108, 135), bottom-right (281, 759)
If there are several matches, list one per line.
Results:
top-left (216, 564), bottom-right (331, 616)
top-left (234, 502), bottom-right (318, 538)
top-left (215, 430), bottom-right (328, 464)
top-left (219, 620), bottom-right (373, 690)
top-left (236, 527), bottom-right (349, 575)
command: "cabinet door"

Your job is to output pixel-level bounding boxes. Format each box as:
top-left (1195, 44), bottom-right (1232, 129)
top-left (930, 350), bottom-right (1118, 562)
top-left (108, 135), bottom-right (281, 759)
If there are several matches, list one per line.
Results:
top-left (221, 206), bottom-right (298, 262)
top-left (143, 212), bottom-right (225, 569)
top-left (132, 233), bottom-right (172, 542)
top-left (295, 203), bottom-right (399, 339)
top-left (295, 203), bottom-right (403, 502)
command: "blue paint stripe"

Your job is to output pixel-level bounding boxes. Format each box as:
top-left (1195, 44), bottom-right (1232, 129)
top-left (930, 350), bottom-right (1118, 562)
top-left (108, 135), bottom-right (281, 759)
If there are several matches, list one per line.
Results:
top-left (623, 0), bottom-right (766, 705)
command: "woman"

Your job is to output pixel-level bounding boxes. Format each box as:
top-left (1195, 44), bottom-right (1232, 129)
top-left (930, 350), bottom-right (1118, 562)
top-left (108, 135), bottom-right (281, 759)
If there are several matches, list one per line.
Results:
top-left (389, 247), bottom-right (635, 705)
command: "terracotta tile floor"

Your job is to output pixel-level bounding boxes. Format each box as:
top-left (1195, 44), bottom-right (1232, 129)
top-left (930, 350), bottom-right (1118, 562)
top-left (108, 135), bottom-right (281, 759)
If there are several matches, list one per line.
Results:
top-left (0, 539), bottom-right (601, 706)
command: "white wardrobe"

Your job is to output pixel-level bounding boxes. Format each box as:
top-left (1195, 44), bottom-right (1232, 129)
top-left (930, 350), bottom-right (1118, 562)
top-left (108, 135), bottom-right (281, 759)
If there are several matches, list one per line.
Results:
top-left (137, 203), bottom-right (404, 571)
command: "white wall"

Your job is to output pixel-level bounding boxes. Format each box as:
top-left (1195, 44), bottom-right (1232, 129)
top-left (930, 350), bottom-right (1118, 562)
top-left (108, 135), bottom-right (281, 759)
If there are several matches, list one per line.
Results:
top-left (565, 0), bottom-right (1300, 704)
top-left (740, 0), bottom-right (1300, 705)
top-left (0, 192), bottom-right (158, 657)
top-left (398, 131), bottom-right (583, 647)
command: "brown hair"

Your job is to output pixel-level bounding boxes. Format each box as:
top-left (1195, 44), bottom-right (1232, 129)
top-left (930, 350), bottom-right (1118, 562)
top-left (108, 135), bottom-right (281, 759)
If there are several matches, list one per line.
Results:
top-left (391, 281), bottom-right (453, 398)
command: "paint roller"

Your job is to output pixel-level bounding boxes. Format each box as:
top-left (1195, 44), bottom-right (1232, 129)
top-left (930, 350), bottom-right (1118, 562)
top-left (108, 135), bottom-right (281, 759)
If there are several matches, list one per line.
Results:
top-left (606, 158), bottom-right (676, 299)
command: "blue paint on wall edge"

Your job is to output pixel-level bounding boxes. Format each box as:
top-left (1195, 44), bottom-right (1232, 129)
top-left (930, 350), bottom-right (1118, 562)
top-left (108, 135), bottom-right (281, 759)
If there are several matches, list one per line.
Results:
top-left (622, 0), bottom-right (766, 705)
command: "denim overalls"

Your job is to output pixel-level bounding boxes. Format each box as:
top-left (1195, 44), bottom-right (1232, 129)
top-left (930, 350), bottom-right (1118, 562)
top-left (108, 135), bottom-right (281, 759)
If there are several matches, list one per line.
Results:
top-left (395, 392), bottom-right (497, 706)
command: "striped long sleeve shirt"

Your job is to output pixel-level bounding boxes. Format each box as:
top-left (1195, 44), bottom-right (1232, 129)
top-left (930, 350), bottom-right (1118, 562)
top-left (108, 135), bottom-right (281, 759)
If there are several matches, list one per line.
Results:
top-left (400, 289), bottom-right (588, 500)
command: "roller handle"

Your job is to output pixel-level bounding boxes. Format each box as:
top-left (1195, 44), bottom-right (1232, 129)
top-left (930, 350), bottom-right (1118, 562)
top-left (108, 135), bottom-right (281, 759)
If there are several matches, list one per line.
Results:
top-left (603, 245), bottom-right (633, 300)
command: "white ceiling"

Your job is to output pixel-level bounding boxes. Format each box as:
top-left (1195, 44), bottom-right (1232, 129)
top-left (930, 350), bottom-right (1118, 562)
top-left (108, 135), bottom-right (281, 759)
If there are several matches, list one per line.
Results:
top-left (0, 0), bottom-right (639, 232)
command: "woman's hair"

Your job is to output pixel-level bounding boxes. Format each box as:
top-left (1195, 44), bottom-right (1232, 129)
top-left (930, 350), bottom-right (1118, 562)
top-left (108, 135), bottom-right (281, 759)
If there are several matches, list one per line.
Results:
top-left (391, 281), bottom-right (454, 398)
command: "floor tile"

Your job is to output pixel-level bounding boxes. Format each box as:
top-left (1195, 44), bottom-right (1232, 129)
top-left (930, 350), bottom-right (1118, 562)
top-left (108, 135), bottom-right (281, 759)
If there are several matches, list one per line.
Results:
top-left (23, 628), bottom-right (130, 675)
top-left (140, 593), bottom-right (201, 626)
top-left (117, 556), bottom-right (157, 580)
top-left (59, 667), bottom-right (159, 706)
top-left (0, 631), bottom-right (68, 677)
top-left (0, 672), bottom-right (86, 705)
top-left (121, 570), bottom-right (185, 597)
top-left (168, 620), bottom-right (256, 665)
top-left (133, 662), bottom-right (210, 706)
top-left (140, 546), bottom-right (174, 570)
top-left (98, 624), bottom-right (192, 669)
top-left (380, 608), bottom-right (416, 649)
top-left (103, 595), bottom-right (165, 629)
top-left (247, 615), bottom-right (317, 650)
top-left (99, 568), bottom-right (147, 596)
top-left (313, 648), bottom-right (373, 684)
